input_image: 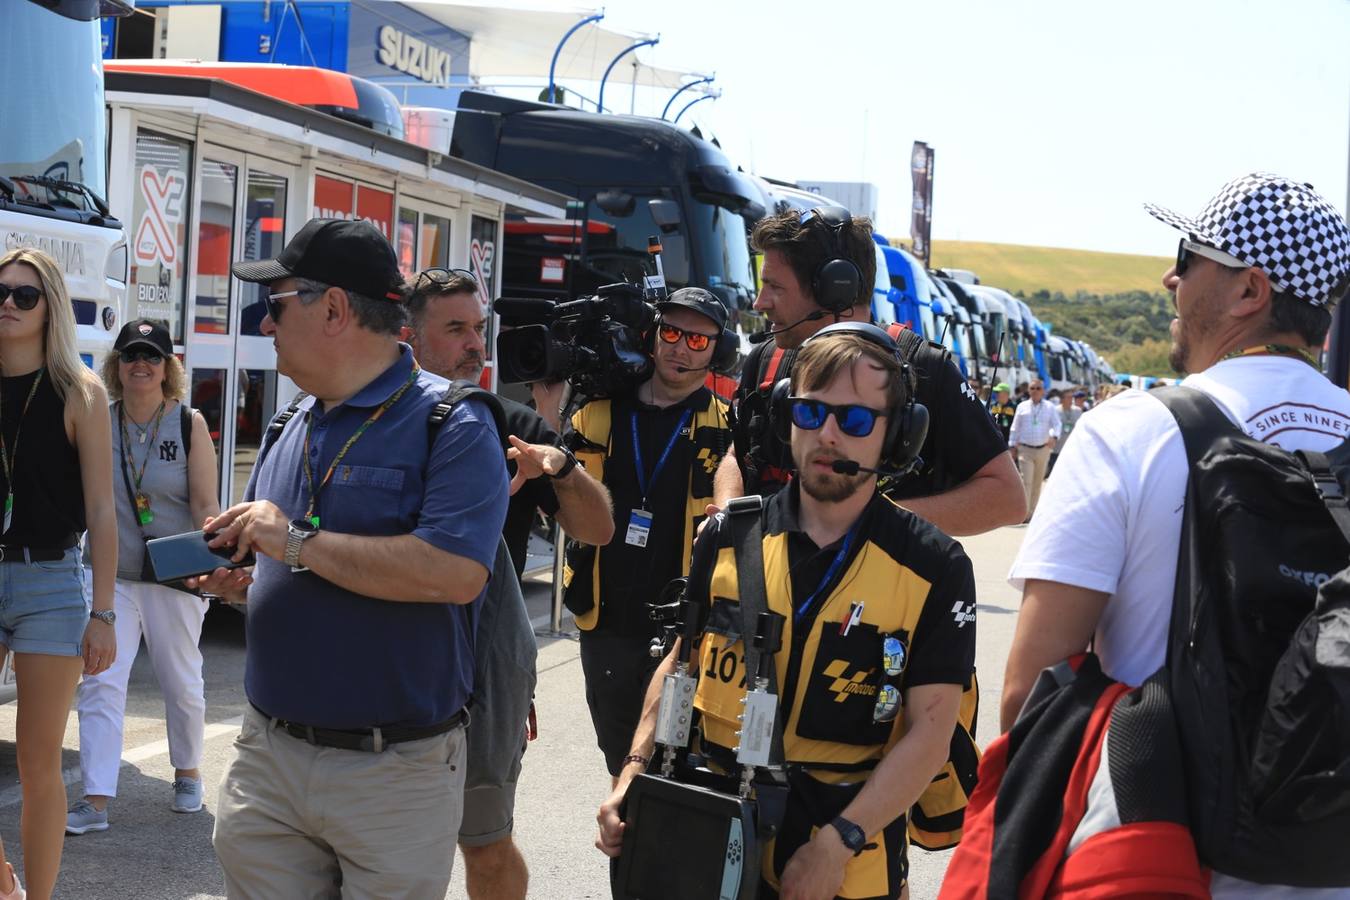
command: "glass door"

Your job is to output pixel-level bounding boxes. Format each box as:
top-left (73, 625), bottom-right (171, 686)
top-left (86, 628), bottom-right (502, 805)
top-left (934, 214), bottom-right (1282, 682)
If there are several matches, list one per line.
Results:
top-left (229, 160), bottom-right (294, 504)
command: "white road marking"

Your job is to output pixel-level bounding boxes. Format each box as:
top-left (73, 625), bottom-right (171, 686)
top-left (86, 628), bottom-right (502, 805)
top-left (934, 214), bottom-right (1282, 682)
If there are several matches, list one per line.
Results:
top-left (0, 715), bottom-right (243, 809)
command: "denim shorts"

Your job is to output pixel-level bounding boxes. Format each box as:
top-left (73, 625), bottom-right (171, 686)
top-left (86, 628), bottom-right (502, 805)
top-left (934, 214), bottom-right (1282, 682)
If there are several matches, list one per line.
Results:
top-left (0, 547), bottom-right (89, 657)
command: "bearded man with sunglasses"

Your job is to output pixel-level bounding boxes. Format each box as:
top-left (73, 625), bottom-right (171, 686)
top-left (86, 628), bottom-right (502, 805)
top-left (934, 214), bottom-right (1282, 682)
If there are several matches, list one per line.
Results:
top-left (597, 326), bottom-right (976, 900)
top-left (1002, 175), bottom-right (1350, 898)
top-left (560, 287), bottom-right (733, 783)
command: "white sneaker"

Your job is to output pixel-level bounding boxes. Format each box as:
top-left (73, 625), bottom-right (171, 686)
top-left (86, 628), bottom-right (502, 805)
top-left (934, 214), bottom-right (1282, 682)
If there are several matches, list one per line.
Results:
top-left (171, 777), bottom-right (204, 814)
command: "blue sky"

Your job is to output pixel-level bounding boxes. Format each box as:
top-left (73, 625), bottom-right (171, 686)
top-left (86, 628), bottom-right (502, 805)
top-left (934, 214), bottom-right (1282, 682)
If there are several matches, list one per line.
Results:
top-left (548, 0), bottom-right (1350, 256)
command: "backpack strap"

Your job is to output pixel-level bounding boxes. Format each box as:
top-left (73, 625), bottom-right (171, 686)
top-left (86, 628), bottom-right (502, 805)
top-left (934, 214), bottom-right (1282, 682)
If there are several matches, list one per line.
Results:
top-left (427, 381), bottom-right (509, 453)
top-left (256, 393), bottom-right (308, 469)
top-left (724, 495), bottom-right (786, 768)
top-left (1149, 385), bottom-right (1245, 468)
top-left (1297, 449), bottom-right (1350, 547)
top-left (180, 403), bottom-right (193, 459)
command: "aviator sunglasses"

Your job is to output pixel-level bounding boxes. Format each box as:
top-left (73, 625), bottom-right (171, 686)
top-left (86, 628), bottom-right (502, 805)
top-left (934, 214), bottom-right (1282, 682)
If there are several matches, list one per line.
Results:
top-left (657, 322), bottom-right (716, 352)
top-left (415, 267), bottom-right (478, 293)
top-left (0, 284), bottom-right (44, 310)
top-left (788, 398), bottom-right (887, 438)
top-left (1175, 238), bottom-right (1248, 279)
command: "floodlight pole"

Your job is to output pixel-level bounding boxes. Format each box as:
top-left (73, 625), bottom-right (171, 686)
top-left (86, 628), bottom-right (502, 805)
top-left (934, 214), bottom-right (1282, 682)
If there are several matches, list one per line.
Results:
top-left (674, 92), bottom-right (715, 124)
top-left (662, 74), bottom-right (714, 120)
top-left (598, 36), bottom-right (658, 114)
top-left (548, 11), bottom-right (605, 104)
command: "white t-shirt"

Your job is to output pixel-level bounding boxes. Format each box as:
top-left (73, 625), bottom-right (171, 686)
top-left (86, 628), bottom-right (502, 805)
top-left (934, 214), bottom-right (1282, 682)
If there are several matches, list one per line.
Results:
top-left (1009, 356), bottom-right (1350, 899)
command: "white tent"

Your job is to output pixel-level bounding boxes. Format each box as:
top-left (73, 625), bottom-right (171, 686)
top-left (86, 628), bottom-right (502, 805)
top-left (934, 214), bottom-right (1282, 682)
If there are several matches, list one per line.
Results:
top-left (398, 0), bottom-right (691, 89)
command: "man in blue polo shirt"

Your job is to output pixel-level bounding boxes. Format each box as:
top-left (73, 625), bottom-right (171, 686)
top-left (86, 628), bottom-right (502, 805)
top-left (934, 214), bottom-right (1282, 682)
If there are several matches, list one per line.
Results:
top-left (198, 218), bottom-right (508, 899)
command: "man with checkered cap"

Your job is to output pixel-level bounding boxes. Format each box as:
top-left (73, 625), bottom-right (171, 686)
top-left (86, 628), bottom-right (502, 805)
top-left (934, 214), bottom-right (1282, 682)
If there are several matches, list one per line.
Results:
top-left (997, 174), bottom-right (1350, 897)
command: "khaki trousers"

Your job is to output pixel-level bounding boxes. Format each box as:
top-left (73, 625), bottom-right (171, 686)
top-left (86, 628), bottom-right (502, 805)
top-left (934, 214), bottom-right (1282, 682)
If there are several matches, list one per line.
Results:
top-left (1017, 442), bottom-right (1054, 518)
top-left (213, 706), bottom-right (466, 900)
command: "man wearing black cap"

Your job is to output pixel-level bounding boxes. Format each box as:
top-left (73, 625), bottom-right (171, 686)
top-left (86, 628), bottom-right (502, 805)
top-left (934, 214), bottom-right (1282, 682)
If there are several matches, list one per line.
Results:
top-left (197, 218), bottom-right (509, 898)
top-left (1003, 174), bottom-right (1350, 896)
top-left (562, 287), bottom-right (733, 782)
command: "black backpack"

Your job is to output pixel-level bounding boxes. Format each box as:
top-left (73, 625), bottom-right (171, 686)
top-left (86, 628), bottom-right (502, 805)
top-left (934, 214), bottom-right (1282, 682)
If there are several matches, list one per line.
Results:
top-left (1155, 386), bottom-right (1350, 886)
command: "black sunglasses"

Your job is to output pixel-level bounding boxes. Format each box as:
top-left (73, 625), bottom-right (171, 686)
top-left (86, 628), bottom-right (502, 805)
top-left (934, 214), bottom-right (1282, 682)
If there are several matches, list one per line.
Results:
top-left (788, 398), bottom-right (886, 438)
top-left (120, 348), bottom-right (165, 365)
top-left (0, 284), bottom-right (44, 310)
top-left (264, 288), bottom-right (307, 324)
top-left (1175, 238), bottom-right (1247, 279)
top-left (414, 267), bottom-right (478, 293)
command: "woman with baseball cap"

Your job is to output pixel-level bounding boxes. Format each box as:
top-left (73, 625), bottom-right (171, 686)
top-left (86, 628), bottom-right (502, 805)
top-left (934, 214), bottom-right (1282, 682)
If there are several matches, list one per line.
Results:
top-left (65, 319), bottom-right (219, 838)
top-left (0, 247), bottom-right (117, 900)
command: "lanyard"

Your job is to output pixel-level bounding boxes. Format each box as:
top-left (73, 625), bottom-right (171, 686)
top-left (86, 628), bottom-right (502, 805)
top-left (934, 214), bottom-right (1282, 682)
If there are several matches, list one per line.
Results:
top-left (794, 521), bottom-right (860, 622)
top-left (0, 368), bottom-right (45, 534)
top-left (630, 408), bottom-right (691, 508)
top-left (1222, 344), bottom-right (1321, 370)
top-left (117, 401), bottom-right (167, 494)
top-left (301, 364), bottom-right (420, 526)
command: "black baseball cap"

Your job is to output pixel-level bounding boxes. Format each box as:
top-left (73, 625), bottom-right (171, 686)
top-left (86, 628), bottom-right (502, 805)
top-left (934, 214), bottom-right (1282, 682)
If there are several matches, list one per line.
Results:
top-left (231, 218), bottom-right (405, 302)
top-left (656, 287), bottom-right (727, 332)
top-left (113, 318), bottom-right (172, 356)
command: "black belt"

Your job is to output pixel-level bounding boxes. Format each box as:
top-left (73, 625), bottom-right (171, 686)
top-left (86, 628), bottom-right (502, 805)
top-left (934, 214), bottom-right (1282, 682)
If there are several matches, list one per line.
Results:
top-left (0, 546), bottom-right (70, 563)
top-left (252, 703), bottom-right (469, 753)
top-left (1020, 442), bottom-right (1047, 449)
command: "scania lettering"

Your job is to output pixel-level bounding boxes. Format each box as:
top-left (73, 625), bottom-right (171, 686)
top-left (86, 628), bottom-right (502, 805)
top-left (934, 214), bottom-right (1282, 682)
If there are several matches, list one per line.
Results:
top-left (2, 0), bottom-right (132, 371)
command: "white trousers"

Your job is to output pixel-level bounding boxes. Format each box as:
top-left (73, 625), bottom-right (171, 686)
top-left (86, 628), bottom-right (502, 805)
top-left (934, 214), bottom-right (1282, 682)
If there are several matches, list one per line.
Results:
top-left (76, 576), bottom-right (207, 797)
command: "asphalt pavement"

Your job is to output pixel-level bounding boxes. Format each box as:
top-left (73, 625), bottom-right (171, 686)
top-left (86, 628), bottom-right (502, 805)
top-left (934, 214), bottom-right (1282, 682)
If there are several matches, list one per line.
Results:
top-left (0, 524), bottom-right (1027, 899)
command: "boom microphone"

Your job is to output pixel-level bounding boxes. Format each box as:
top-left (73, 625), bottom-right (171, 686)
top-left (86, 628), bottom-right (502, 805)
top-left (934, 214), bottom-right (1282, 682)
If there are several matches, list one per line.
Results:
top-left (675, 364), bottom-right (711, 373)
top-left (831, 459), bottom-right (900, 477)
top-left (748, 310), bottom-right (832, 344)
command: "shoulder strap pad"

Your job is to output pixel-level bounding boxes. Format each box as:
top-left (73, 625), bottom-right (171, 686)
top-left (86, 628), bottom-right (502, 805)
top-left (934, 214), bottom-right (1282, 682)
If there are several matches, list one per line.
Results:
top-left (180, 403), bottom-right (193, 458)
top-left (428, 381), bottom-right (509, 452)
top-left (1149, 385), bottom-right (1245, 469)
top-left (257, 392), bottom-right (309, 468)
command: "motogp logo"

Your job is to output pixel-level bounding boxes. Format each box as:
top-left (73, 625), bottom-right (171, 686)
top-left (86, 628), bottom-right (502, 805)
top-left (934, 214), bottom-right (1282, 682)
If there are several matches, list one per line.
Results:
top-left (951, 601), bottom-right (975, 628)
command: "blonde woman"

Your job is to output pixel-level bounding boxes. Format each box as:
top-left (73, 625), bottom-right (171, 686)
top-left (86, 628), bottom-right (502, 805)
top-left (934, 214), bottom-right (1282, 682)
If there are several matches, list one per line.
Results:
top-left (0, 247), bottom-right (116, 900)
top-left (65, 318), bottom-right (218, 837)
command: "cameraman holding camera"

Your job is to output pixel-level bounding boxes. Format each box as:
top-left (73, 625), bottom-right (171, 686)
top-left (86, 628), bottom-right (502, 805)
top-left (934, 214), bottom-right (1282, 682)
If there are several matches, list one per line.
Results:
top-left (560, 287), bottom-right (732, 783)
top-left (597, 326), bottom-right (976, 900)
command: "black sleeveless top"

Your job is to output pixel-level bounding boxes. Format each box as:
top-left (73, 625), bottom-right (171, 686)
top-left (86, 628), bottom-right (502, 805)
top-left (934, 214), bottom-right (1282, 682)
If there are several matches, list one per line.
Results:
top-left (0, 369), bottom-right (84, 549)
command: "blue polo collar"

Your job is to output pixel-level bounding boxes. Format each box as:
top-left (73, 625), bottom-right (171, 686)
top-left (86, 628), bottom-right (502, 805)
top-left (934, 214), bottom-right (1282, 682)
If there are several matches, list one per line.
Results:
top-left (295, 343), bottom-right (417, 414)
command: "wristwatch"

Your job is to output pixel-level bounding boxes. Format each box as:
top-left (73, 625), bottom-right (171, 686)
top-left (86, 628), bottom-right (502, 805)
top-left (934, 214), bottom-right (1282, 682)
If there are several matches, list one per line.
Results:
top-left (285, 518), bottom-right (320, 569)
top-left (829, 816), bottom-right (867, 855)
top-left (548, 445), bottom-right (578, 480)
top-left (90, 609), bottom-right (116, 626)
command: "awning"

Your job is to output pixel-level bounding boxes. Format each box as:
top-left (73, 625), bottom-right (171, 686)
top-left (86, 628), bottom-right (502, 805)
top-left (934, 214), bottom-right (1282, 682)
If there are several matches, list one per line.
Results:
top-left (397, 0), bottom-right (692, 88)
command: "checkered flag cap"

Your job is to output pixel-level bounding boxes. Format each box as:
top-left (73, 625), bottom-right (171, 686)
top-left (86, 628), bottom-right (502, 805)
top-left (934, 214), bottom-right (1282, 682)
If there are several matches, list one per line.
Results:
top-left (1145, 173), bottom-right (1350, 307)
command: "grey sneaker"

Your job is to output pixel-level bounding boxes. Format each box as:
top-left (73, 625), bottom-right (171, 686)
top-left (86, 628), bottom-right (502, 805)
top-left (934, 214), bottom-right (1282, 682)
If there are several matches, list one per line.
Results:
top-left (171, 777), bottom-right (204, 813)
top-left (65, 800), bottom-right (109, 835)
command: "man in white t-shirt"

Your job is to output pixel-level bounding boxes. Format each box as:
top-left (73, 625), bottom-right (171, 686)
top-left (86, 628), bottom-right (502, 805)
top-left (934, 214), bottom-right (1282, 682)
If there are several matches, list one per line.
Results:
top-left (1002, 173), bottom-right (1350, 898)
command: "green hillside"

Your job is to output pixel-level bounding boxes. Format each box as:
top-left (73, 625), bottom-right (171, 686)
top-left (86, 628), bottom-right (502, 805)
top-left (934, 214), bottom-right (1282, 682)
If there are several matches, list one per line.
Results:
top-left (923, 240), bottom-right (1171, 296)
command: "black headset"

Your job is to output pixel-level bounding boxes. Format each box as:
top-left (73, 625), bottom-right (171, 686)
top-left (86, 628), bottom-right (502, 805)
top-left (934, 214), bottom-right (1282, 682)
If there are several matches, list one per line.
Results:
top-left (800, 206), bottom-right (863, 314)
top-left (768, 321), bottom-right (929, 472)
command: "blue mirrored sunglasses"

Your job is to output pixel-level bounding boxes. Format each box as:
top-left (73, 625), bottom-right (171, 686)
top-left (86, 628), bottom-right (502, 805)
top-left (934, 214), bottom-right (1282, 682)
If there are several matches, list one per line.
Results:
top-left (788, 398), bottom-right (885, 438)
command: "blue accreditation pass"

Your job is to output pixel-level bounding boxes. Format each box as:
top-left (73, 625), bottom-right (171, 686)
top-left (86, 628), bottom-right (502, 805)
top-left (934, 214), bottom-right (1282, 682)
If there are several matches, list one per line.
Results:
top-left (625, 508), bottom-right (653, 547)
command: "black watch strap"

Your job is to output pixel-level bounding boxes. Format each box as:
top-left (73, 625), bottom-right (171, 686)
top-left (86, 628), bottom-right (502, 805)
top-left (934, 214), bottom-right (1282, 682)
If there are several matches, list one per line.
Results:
top-left (830, 816), bottom-right (866, 855)
top-left (549, 445), bottom-right (578, 480)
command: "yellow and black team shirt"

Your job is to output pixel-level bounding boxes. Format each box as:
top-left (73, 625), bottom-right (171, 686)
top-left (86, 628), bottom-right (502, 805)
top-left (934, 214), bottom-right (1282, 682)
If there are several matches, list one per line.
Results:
top-left (684, 485), bottom-right (977, 900)
top-left (988, 400), bottom-right (1016, 442)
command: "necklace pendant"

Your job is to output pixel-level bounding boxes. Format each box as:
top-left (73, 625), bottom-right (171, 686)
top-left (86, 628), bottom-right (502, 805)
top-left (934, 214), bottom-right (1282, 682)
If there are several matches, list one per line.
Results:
top-left (138, 431), bottom-right (147, 444)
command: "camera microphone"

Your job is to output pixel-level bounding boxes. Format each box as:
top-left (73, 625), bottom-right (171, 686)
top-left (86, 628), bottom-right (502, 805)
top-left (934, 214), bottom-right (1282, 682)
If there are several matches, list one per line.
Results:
top-left (492, 297), bottom-right (557, 327)
top-left (748, 309), bottom-right (832, 344)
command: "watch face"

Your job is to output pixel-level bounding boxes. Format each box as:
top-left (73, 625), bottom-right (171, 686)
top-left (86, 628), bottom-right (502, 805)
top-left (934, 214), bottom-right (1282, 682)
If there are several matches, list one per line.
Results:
top-left (290, 518), bottom-right (319, 534)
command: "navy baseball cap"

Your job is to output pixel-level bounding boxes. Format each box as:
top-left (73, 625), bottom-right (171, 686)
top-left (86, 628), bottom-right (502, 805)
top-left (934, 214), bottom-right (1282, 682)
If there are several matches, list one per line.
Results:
top-left (231, 218), bottom-right (405, 302)
top-left (656, 287), bottom-right (728, 332)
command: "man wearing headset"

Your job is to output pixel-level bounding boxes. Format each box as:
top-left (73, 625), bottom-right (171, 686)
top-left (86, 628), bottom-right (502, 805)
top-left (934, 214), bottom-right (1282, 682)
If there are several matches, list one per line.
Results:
top-left (714, 208), bottom-right (1025, 535)
top-left (561, 287), bottom-right (735, 783)
top-left (597, 326), bottom-right (976, 900)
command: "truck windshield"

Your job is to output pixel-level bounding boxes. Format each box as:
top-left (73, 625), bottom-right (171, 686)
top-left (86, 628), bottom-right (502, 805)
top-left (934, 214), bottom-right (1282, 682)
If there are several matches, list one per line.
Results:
top-left (586, 192), bottom-right (690, 290)
top-left (1, 3), bottom-right (107, 204)
top-left (688, 198), bottom-right (756, 311)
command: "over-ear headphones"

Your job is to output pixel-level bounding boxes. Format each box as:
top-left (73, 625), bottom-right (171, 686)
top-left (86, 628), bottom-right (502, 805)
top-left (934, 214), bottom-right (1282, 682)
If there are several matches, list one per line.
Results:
top-left (800, 206), bottom-right (863, 314)
top-left (768, 321), bottom-right (929, 472)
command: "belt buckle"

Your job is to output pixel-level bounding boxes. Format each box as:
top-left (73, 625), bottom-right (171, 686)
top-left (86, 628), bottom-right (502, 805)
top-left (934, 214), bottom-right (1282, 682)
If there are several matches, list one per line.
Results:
top-left (0, 547), bottom-right (5, 563)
